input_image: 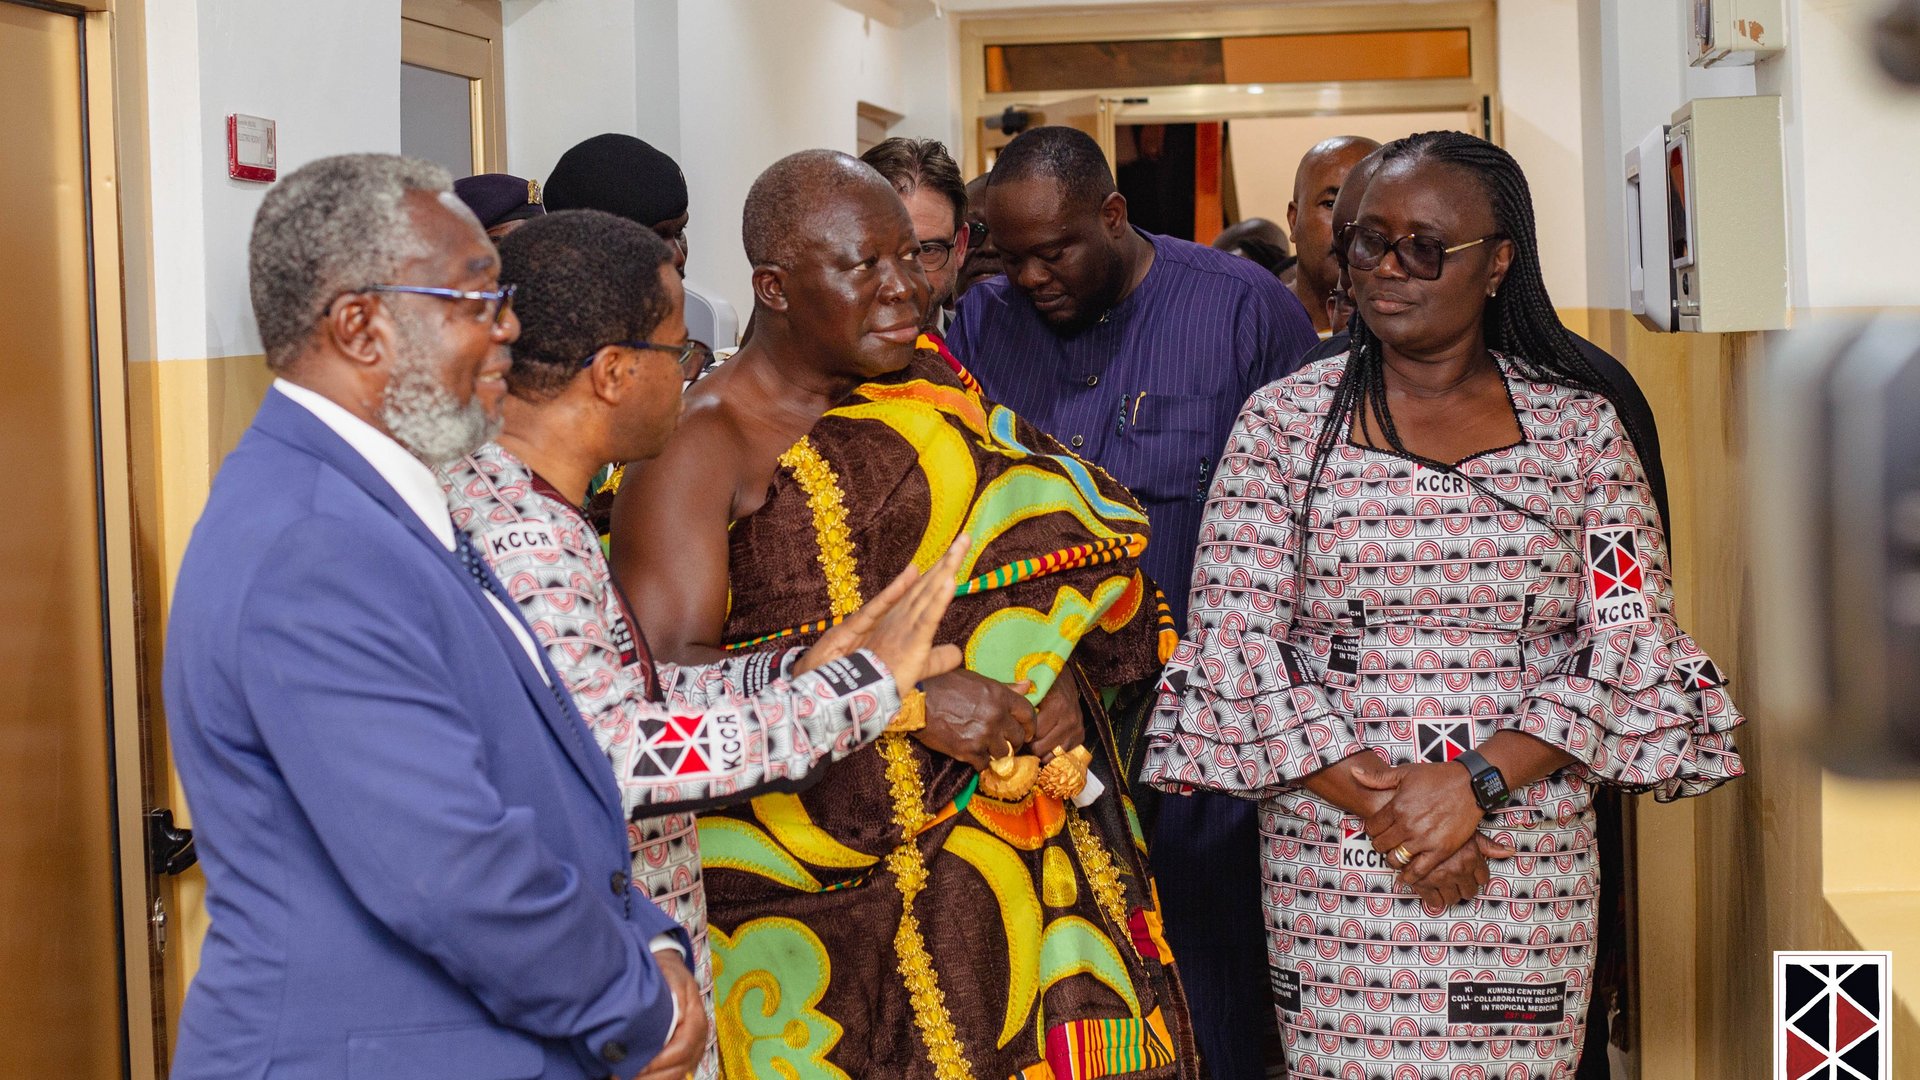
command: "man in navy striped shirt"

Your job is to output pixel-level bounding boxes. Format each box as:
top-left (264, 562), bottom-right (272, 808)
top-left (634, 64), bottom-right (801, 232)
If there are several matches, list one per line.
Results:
top-left (948, 125), bottom-right (1318, 1080)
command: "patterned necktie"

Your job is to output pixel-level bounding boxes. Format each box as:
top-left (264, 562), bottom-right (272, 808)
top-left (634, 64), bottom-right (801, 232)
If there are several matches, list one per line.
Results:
top-left (453, 530), bottom-right (592, 760)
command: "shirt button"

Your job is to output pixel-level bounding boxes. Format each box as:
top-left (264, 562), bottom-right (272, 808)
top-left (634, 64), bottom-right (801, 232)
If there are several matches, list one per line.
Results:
top-left (610, 871), bottom-right (628, 896)
top-left (1070, 435), bottom-right (1084, 448)
top-left (1085, 374), bottom-right (1099, 387)
top-left (601, 1041), bottom-right (628, 1065)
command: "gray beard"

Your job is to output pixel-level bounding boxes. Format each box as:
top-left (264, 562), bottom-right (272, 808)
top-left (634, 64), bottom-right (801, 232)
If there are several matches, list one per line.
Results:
top-left (379, 315), bottom-right (500, 465)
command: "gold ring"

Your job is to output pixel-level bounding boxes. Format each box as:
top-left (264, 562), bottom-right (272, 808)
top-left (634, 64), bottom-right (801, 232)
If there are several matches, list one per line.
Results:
top-left (1389, 845), bottom-right (1414, 868)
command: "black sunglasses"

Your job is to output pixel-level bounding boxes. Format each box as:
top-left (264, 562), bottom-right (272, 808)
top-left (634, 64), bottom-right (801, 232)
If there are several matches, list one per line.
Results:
top-left (1342, 224), bottom-right (1504, 282)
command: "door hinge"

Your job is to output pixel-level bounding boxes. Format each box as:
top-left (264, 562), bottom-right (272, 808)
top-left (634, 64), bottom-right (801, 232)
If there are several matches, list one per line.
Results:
top-left (149, 895), bottom-right (167, 955)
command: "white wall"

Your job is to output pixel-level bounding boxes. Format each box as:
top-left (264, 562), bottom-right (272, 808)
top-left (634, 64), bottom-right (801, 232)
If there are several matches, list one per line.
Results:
top-left (145, 1), bottom-right (209, 363)
top-left (147, 0), bottom-right (403, 362)
top-left (503, 0), bottom-right (956, 317)
top-left (1759, 2), bottom-right (1920, 310)
top-left (1497, 0), bottom-right (1592, 311)
top-left (899, 10), bottom-right (965, 155)
top-left (1580, 0), bottom-right (1919, 315)
top-left (501, 0), bottom-right (653, 182)
top-left (675, 0), bottom-right (909, 314)
top-left (1580, 0), bottom-right (1754, 312)
top-left (1225, 110), bottom-right (1481, 235)
top-left (143, 0), bottom-right (961, 359)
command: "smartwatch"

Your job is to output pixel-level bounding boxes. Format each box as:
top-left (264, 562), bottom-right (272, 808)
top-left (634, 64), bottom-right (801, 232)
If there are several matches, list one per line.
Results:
top-left (1454, 748), bottom-right (1510, 812)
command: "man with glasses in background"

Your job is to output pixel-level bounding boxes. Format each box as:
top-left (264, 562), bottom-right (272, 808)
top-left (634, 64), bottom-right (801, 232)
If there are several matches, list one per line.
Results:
top-left (860, 137), bottom-right (971, 335)
top-left (442, 208), bottom-right (973, 1080)
top-left (954, 172), bottom-right (1004, 303)
top-left (164, 154), bottom-right (702, 1080)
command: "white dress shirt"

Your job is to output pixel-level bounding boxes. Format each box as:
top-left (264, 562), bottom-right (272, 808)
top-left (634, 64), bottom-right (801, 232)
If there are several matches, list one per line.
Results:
top-left (273, 380), bottom-right (549, 678)
top-left (272, 381), bottom-right (687, 1017)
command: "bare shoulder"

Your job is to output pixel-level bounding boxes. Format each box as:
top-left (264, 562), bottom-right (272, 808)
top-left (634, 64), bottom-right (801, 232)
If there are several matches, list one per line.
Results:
top-left (625, 366), bottom-right (793, 527)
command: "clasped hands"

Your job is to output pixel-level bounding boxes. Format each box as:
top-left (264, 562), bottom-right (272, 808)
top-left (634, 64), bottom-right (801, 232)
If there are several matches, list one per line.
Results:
top-left (915, 670), bottom-right (1084, 774)
top-left (1350, 757), bottom-right (1516, 909)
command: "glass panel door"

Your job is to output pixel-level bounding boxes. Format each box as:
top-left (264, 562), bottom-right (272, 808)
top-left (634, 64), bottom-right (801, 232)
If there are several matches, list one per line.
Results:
top-left (402, 61), bottom-right (477, 178)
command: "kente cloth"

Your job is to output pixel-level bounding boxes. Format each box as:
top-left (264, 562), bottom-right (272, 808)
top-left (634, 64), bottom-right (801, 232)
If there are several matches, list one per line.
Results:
top-left (1141, 355), bottom-right (1744, 1078)
top-left (442, 443), bottom-right (912, 1080)
top-left (701, 348), bottom-right (1200, 1080)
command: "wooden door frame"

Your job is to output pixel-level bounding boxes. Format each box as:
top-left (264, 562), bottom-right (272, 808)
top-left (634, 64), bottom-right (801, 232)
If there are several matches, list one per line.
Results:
top-left (401, 0), bottom-right (508, 175)
top-left (956, 1), bottom-right (1499, 176)
top-left (28, 0), bottom-right (161, 1076)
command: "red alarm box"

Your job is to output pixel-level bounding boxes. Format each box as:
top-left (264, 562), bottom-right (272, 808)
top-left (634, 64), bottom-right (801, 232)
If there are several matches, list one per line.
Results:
top-left (227, 114), bottom-right (277, 183)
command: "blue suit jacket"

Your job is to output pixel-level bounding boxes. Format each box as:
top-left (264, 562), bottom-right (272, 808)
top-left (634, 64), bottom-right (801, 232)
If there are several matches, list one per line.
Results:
top-left (164, 389), bottom-right (687, 1080)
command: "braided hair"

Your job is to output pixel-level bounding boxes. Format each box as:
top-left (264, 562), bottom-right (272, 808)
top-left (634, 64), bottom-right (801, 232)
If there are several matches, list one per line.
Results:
top-left (1294, 131), bottom-right (1653, 554)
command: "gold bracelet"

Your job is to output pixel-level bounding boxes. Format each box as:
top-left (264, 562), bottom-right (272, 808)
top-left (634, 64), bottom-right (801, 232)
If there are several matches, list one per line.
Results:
top-left (885, 690), bottom-right (928, 733)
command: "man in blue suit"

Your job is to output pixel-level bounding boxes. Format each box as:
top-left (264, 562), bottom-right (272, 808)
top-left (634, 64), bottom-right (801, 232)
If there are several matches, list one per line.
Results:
top-left (164, 153), bottom-right (904, 1080)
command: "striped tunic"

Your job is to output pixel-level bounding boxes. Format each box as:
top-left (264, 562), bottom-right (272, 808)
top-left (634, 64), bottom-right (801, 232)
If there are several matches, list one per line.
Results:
top-left (948, 229), bottom-right (1318, 628)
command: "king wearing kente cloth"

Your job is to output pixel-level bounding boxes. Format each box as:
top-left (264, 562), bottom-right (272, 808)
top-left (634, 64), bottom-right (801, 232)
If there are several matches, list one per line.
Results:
top-left (612, 151), bottom-right (1199, 1080)
top-left (704, 348), bottom-right (1194, 1080)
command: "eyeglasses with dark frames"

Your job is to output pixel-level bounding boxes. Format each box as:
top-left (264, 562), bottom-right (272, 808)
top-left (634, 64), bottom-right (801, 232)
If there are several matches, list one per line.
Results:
top-left (917, 236), bottom-right (960, 272)
top-left (357, 283), bottom-right (517, 326)
top-left (581, 339), bottom-right (718, 386)
top-left (1342, 225), bottom-right (1505, 282)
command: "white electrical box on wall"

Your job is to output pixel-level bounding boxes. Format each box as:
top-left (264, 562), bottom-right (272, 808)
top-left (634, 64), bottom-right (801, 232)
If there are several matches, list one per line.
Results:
top-left (1624, 125), bottom-right (1675, 333)
top-left (1666, 95), bottom-right (1789, 333)
top-left (1691, 0), bottom-right (1786, 67)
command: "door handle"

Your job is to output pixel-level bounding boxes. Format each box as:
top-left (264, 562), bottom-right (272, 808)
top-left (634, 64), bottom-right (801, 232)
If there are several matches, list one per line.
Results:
top-left (145, 808), bottom-right (196, 876)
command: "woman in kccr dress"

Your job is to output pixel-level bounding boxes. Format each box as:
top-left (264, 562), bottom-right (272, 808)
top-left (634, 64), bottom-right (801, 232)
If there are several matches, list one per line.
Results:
top-left (1141, 131), bottom-right (1744, 1079)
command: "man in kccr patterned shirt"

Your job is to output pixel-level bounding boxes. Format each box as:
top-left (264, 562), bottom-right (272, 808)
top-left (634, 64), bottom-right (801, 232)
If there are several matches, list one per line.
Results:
top-left (441, 209), bottom-right (982, 1080)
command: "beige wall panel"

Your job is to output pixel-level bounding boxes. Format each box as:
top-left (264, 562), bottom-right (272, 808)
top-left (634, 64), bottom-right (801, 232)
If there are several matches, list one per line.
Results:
top-left (1580, 308), bottom-right (1920, 1080)
top-left (127, 354), bottom-right (275, 1023)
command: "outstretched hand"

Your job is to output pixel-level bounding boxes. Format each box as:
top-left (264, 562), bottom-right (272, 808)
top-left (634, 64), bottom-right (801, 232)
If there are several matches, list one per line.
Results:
top-left (791, 538), bottom-right (970, 691)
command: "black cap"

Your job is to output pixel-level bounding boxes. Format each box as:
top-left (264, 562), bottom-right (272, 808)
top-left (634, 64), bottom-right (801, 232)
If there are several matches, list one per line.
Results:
top-left (453, 173), bottom-right (546, 230)
top-left (544, 133), bottom-right (688, 228)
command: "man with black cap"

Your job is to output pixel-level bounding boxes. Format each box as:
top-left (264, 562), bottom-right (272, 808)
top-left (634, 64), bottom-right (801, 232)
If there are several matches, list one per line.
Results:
top-left (452, 172), bottom-right (546, 240)
top-left (545, 133), bottom-right (691, 276)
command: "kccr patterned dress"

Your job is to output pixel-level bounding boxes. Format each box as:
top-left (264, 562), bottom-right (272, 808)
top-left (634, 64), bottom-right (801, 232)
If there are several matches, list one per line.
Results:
top-left (1141, 355), bottom-right (1743, 1079)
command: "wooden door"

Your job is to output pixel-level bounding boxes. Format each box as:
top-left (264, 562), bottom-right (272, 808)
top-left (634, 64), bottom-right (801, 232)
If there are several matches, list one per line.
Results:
top-left (0, 2), bottom-right (130, 1075)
